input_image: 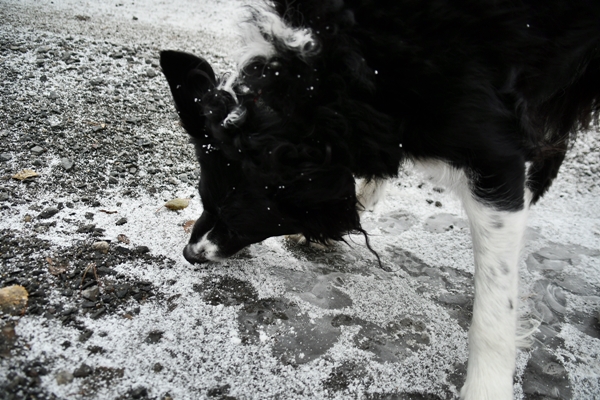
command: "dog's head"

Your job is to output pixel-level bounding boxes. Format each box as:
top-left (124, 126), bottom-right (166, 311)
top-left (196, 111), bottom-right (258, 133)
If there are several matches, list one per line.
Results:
top-left (160, 3), bottom-right (401, 263)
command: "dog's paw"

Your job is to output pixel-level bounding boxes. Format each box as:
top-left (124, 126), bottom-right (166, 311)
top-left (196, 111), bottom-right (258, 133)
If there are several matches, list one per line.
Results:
top-left (459, 379), bottom-right (513, 400)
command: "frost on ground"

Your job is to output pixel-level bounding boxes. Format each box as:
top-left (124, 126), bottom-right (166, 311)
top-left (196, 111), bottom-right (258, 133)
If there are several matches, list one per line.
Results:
top-left (0, 1), bottom-right (599, 399)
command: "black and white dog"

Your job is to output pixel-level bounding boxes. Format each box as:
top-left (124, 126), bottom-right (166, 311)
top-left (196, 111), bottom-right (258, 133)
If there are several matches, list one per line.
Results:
top-left (160, 0), bottom-right (600, 398)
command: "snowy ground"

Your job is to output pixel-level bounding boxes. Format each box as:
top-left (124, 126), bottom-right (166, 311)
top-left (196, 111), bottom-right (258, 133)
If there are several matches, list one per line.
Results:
top-left (0, 1), bottom-right (599, 399)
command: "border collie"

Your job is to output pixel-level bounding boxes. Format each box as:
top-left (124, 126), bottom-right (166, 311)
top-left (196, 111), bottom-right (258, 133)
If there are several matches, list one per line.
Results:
top-left (160, 0), bottom-right (600, 398)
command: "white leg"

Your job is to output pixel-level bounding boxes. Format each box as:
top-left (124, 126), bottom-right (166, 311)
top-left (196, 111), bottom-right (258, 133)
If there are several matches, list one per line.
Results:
top-left (356, 178), bottom-right (387, 215)
top-left (459, 193), bottom-right (528, 400)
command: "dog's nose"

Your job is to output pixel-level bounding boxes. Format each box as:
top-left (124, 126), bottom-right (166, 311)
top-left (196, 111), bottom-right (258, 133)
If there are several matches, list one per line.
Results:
top-left (183, 245), bottom-right (207, 264)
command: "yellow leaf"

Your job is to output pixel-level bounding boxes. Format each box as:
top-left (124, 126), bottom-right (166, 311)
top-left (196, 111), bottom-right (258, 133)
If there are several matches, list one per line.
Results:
top-left (12, 169), bottom-right (39, 181)
top-left (0, 285), bottom-right (29, 316)
top-left (164, 198), bottom-right (190, 211)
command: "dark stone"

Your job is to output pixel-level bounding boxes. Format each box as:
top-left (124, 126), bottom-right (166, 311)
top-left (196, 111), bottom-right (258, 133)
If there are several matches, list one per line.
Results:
top-left (145, 330), bottom-right (164, 344)
top-left (73, 363), bottom-right (93, 378)
top-left (38, 207), bottom-right (59, 219)
top-left (88, 345), bottom-right (104, 354)
top-left (207, 384), bottom-right (231, 397)
top-left (131, 386), bottom-right (148, 399)
top-left (115, 246), bottom-right (130, 254)
top-left (78, 330), bottom-right (93, 342)
top-left (116, 217), bottom-right (127, 226)
top-left (77, 224), bottom-right (96, 233)
top-left (135, 246), bottom-right (150, 254)
top-left (100, 263), bottom-right (119, 274)
top-left (91, 309), bottom-right (105, 319)
top-left (61, 308), bottom-right (76, 316)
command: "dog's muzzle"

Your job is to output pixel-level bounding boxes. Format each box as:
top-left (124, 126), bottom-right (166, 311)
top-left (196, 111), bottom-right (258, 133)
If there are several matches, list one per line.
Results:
top-left (183, 244), bottom-right (208, 264)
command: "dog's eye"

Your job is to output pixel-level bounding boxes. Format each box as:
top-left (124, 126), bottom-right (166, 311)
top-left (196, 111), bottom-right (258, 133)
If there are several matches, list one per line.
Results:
top-left (303, 40), bottom-right (317, 53)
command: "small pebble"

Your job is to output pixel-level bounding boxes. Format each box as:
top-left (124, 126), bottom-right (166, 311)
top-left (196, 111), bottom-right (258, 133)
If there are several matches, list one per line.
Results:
top-left (73, 364), bottom-right (93, 378)
top-left (92, 241), bottom-right (109, 253)
top-left (55, 370), bottom-right (74, 385)
top-left (82, 285), bottom-right (100, 301)
top-left (131, 387), bottom-right (148, 399)
top-left (60, 157), bottom-right (74, 171)
top-left (30, 146), bottom-right (45, 156)
top-left (77, 224), bottom-right (96, 233)
top-left (38, 206), bottom-right (59, 219)
top-left (145, 330), bottom-right (164, 344)
top-left (135, 245), bottom-right (150, 254)
top-left (91, 309), bottom-right (105, 319)
top-left (153, 363), bottom-right (163, 372)
top-left (81, 300), bottom-right (97, 308)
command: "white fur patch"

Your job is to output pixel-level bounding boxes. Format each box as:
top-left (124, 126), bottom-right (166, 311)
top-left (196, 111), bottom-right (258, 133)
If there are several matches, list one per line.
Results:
top-left (237, 3), bottom-right (319, 69)
top-left (190, 231), bottom-right (223, 262)
top-left (356, 178), bottom-right (388, 214)
top-left (223, 3), bottom-right (318, 90)
top-left (222, 105), bottom-right (247, 127)
top-left (218, 3), bottom-right (319, 129)
top-left (413, 159), bottom-right (469, 193)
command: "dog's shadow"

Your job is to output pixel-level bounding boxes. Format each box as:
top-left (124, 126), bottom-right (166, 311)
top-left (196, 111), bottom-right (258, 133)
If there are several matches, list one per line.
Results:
top-left (192, 237), bottom-right (477, 398)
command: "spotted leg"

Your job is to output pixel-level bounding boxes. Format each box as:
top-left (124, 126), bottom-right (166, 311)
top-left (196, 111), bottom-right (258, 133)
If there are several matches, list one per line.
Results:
top-left (459, 190), bottom-right (529, 400)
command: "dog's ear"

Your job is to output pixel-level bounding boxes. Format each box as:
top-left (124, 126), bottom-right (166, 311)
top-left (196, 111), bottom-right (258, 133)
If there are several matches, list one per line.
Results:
top-left (160, 50), bottom-right (216, 136)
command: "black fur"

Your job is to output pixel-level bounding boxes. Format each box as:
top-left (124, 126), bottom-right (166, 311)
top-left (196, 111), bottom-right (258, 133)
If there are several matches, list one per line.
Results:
top-left (160, 0), bottom-right (600, 262)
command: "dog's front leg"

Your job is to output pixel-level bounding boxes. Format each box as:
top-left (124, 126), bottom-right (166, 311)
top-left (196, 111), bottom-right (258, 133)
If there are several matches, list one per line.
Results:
top-left (356, 178), bottom-right (388, 215)
top-left (459, 194), bottom-right (528, 400)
